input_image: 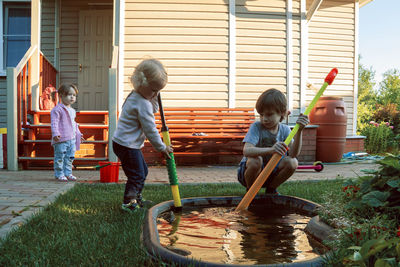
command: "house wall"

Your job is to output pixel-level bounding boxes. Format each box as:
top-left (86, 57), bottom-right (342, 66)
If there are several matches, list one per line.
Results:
top-left (235, 0), bottom-right (301, 108)
top-left (122, 0), bottom-right (356, 135)
top-left (123, 0), bottom-right (230, 107)
top-left (41, 0), bottom-right (56, 64)
top-left (306, 0), bottom-right (356, 135)
top-left (58, 0), bottom-right (112, 87)
top-left (34, 0), bottom-right (357, 134)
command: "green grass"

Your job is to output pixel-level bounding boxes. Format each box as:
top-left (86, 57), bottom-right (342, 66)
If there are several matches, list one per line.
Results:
top-left (0, 180), bottom-right (343, 266)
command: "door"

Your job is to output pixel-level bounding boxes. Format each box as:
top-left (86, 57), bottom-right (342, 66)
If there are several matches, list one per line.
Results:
top-left (78, 10), bottom-right (112, 110)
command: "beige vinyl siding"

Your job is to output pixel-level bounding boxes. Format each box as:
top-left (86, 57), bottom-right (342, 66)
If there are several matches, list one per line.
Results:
top-left (124, 0), bottom-right (229, 107)
top-left (59, 0), bottom-right (112, 86)
top-left (41, 0), bottom-right (55, 64)
top-left (235, 0), bottom-right (296, 108)
top-left (307, 0), bottom-right (356, 135)
top-left (0, 78), bottom-right (6, 128)
top-left (292, 1), bottom-right (301, 109)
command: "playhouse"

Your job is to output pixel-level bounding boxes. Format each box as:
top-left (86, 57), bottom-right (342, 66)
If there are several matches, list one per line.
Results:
top-left (0, 0), bottom-right (371, 170)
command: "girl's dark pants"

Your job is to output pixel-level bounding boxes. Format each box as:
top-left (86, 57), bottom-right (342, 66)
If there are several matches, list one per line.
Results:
top-left (112, 141), bottom-right (148, 204)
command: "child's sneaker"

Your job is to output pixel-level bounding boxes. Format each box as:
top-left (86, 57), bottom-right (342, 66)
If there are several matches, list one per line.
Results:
top-left (136, 193), bottom-right (153, 208)
top-left (121, 199), bottom-right (140, 213)
top-left (66, 175), bottom-right (77, 181)
top-left (56, 176), bottom-right (68, 182)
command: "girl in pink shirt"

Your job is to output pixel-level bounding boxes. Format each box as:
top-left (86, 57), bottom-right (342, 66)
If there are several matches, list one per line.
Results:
top-left (50, 84), bottom-right (84, 181)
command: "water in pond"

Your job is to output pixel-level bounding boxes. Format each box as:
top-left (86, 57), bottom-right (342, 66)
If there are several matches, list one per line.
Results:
top-left (157, 205), bottom-right (327, 265)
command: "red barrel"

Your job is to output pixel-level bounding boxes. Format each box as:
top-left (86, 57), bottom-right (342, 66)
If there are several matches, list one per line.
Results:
top-left (309, 97), bottom-right (347, 162)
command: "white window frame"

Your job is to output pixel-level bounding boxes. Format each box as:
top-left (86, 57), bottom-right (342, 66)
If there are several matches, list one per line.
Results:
top-left (0, 0), bottom-right (31, 76)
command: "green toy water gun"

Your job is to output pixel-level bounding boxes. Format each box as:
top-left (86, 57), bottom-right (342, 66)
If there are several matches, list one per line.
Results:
top-left (157, 94), bottom-right (182, 211)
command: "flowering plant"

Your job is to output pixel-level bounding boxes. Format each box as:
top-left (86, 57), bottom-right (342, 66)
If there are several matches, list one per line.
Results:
top-left (362, 121), bottom-right (396, 154)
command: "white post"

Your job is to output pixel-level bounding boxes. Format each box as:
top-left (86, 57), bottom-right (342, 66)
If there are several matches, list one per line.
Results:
top-left (31, 0), bottom-right (41, 111)
top-left (286, 0), bottom-right (293, 113)
top-left (108, 0), bottom-right (120, 162)
top-left (108, 67), bottom-right (118, 162)
top-left (228, 0), bottom-right (236, 108)
top-left (6, 67), bottom-right (18, 170)
top-left (300, 0), bottom-right (308, 114)
top-left (118, 0), bottom-right (125, 112)
top-left (353, 0), bottom-right (360, 135)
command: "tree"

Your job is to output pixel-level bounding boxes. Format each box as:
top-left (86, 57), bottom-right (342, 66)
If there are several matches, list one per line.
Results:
top-left (357, 60), bottom-right (376, 133)
top-left (377, 69), bottom-right (400, 107)
top-left (358, 60), bottom-right (376, 103)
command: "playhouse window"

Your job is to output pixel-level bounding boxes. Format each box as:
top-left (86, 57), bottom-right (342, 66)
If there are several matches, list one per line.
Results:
top-left (2, 2), bottom-right (31, 68)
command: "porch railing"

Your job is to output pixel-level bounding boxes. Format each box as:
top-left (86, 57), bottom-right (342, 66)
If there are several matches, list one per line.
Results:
top-left (6, 45), bottom-right (58, 170)
top-left (7, 45), bottom-right (36, 170)
top-left (40, 52), bottom-right (58, 91)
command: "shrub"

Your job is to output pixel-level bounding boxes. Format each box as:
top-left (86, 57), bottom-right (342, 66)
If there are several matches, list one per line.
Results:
top-left (373, 104), bottom-right (400, 135)
top-left (320, 155), bottom-right (400, 266)
top-left (361, 121), bottom-right (396, 154)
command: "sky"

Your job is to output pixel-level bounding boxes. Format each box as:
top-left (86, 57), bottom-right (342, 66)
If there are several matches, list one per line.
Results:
top-left (359, 0), bottom-right (400, 85)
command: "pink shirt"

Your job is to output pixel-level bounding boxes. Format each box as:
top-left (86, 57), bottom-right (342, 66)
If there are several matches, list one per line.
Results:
top-left (50, 103), bottom-right (82, 150)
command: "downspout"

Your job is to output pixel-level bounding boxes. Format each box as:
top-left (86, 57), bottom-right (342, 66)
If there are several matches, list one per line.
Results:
top-left (286, 0), bottom-right (293, 115)
top-left (228, 0), bottom-right (236, 108)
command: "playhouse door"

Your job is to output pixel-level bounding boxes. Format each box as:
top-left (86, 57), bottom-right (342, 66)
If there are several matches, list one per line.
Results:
top-left (77, 9), bottom-right (112, 110)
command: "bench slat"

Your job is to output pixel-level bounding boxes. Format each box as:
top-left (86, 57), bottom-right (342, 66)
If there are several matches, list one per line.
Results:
top-left (26, 123), bottom-right (108, 129)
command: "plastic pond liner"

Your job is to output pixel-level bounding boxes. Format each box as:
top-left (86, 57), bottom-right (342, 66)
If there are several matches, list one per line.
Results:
top-left (142, 195), bottom-right (335, 267)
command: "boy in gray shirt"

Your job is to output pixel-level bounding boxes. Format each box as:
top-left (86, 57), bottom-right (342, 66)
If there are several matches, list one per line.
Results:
top-left (237, 89), bottom-right (309, 194)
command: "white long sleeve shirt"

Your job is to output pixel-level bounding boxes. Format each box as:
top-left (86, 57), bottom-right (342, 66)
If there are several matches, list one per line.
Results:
top-left (112, 91), bottom-right (166, 152)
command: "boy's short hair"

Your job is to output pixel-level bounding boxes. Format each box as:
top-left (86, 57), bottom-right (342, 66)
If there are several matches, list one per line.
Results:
top-left (256, 88), bottom-right (287, 120)
top-left (58, 83), bottom-right (78, 96)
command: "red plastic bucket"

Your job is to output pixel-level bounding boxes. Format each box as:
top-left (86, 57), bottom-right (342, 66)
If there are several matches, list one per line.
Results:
top-left (99, 161), bottom-right (121, 183)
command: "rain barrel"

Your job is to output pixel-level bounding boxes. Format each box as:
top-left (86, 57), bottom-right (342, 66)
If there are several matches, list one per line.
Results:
top-left (309, 97), bottom-right (347, 162)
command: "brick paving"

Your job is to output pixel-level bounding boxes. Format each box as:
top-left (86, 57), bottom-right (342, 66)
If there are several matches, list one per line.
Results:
top-left (0, 161), bottom-right (378, 241)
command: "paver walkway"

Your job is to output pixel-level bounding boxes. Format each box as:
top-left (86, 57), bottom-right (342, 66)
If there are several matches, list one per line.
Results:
top-left (0, 161), bottom-right (378, 241)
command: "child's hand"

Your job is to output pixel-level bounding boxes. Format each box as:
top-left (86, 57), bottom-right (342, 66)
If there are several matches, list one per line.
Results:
top-left (53, 136), bottom-right (60, 142)
top-left (81, 136), bottom-right (85, 142)
top-left (296, 113), bottom-right (309, 130)
top-left (162, 145), bottom-right (173, 159)
top-left (272, 142), bottom-right (289, 156)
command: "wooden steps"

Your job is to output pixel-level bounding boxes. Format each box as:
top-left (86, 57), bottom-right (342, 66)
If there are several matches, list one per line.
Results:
top-left (19, 111), bottom-right (109, 169)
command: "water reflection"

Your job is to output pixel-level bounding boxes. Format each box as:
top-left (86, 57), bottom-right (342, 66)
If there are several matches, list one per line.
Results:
top-left (157, 205), bottom-right (326, 265)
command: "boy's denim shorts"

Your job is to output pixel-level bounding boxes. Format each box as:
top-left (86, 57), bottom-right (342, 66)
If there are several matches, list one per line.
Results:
top-left (237, 158), bottom-right (281, 188)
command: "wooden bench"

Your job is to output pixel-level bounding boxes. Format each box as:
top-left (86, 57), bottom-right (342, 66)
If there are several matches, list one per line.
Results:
top-left (144, 108), bottom-right (255, 164)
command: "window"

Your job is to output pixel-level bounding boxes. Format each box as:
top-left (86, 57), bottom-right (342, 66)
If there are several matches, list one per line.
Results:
top-left (3, 2), bottom-right (30, 68)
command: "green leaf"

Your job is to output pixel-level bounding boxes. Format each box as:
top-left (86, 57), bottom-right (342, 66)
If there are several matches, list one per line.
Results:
top-left (361, 169), bottom-right (378, 174)
top-left (387, 179), bottom-right (400, 188)
top-left (361, 191), bottom-right (390, 207)
top-left (377, 156), bottom-right (400, 170)
top-left (396, 242), bottom-right (400, 257)
top-left (360, 239), bottom-right (380, 258)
